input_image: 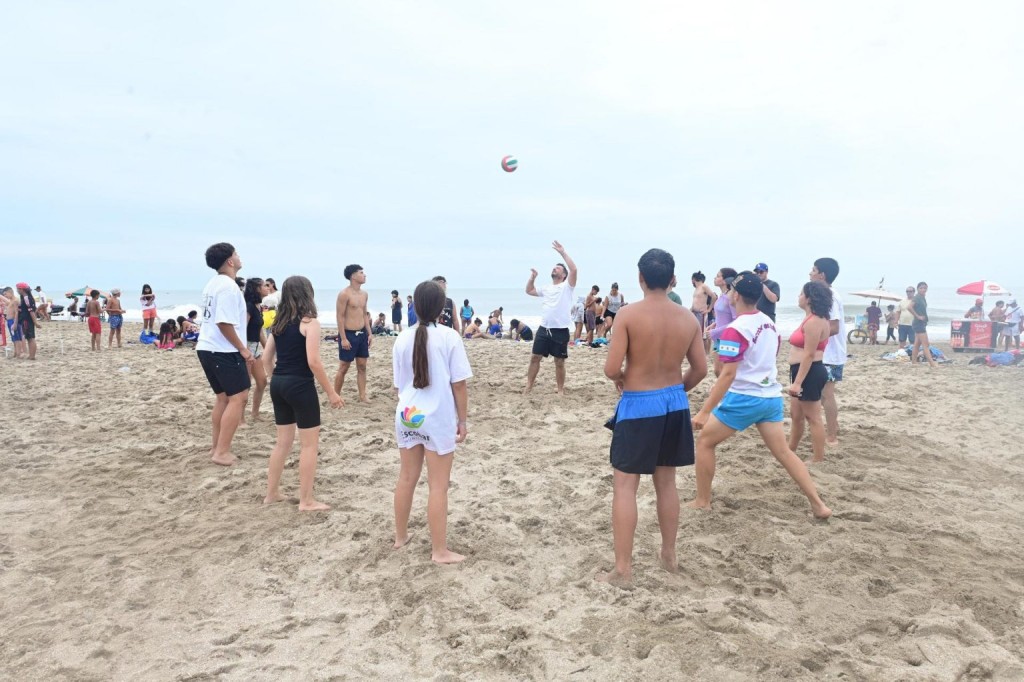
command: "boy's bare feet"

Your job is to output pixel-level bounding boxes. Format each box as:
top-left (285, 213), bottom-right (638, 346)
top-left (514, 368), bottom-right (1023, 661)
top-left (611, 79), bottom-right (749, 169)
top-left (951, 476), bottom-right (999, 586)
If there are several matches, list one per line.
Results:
top-left (596, 569), bottom-right (632, 587)
top-left (806, 456), bottom-right (825, 464)
top-left (431, 549), bottom-right (466, 564)
top-left (393, 533), bottom-right (415, 549)
top-left (263, 493), bottom-right (286, 504)
top-left (826, 439), bottom-right (839, 447)
top-left (686, 499), bottom-right (712, 511)
top-left (659, 549), bottom-right (678, 574)
top-left (298, 500), bottom-right (331, 512)
top-left (211, 453), bottom-right (237, 466)
top-left (812, 502), bottom-right (832, 520)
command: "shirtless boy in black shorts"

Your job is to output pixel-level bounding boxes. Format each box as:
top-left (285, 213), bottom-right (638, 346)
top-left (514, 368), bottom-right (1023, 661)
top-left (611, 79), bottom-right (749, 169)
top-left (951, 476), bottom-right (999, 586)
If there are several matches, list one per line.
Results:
top-left (599, 248), bottom-right (707, 586)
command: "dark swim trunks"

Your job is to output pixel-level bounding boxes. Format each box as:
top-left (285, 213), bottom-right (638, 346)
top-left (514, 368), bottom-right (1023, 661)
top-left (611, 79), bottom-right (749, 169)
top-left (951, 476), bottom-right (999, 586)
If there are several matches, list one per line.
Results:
top-left (606, 384), bottom-right (694, 474)
top-left (338, 329), bottom-right (370, 362)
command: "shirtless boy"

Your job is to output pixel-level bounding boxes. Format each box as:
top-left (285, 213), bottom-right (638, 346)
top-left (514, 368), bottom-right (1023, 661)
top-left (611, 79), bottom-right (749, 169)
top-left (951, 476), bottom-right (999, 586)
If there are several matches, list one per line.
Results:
top-left (87, 290), bottom-right (103, 351)
top-left (691, 271), bottom-right (717, 353)
top-left (105, 288), bottom-right (126, 348)
top-left (599, 248), bottom-right (707, 586)
top-left (688, 271), bottom-right (831, 520)
top-left (334, 264), bottom-right (372, 402)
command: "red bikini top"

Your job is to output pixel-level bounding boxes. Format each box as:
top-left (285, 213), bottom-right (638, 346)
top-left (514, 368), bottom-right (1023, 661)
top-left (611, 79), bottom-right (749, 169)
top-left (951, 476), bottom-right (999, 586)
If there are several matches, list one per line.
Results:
top-left (790, 316), bottom-right (828, 351)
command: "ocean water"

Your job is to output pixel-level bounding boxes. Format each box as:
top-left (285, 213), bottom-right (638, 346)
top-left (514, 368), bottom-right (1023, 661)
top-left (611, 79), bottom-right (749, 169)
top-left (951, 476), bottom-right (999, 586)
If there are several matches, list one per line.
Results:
top-left (50, 284), bottom-right (1003, 341)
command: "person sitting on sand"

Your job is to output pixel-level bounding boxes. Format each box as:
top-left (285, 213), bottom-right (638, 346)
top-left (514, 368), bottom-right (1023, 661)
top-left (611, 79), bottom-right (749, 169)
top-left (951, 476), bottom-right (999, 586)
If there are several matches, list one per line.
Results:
top-left (688, 272), bottom-right (832, 520)
top-left (156, 320), bottom-right (177, 350)
top-left (372, 312), bottom-right (390, 336)
top-left (463, 317), bottom-right (483, 339)
top-left (392, 280), bottom-right (472, 563)
top-left (599, 248), bottom-right (706, 586)
top-left (262, 275), bottom-right (343, 511)
top-left (508, 318), bottom-right (533, 342)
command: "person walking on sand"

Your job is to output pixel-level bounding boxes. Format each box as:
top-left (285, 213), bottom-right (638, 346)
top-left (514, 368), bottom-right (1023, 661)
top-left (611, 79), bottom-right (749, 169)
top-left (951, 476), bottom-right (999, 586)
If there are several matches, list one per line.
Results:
top-left (786, 281), bottom-right (833, 463)
top-left (334, 264), bottom-right (372, 403)
top-left (262, 276), bottom-right (343, 511)
top-left (105, 288), bottom-right (125, 348)
top-left (524, 241), bottom-right (578, 394)
top-left (86, 290), bottom-right (102, 351)
top-left (687, 272), bottom-right (831, 520)
top-left (603, 282), bottom-right (625, 336)
top-left (392, 280), bottom-right (472, 563)
top-left (909, 282), bottom-right (938, 368)
top-left (884, 305), bottom-right (898, 344)
top-left (196, 243), bottom-right (252, 466)
top-left (598, 248), bottom-right (707, 587)
top-left (811, 258), bottom-right (845, 447)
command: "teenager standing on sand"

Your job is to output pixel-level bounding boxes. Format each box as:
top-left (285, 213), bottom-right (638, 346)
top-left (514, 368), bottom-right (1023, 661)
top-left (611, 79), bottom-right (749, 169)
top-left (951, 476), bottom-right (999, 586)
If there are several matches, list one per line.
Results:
top-left (196, 243), bottom-right (252, 466)
top-left (334, 264), bottom-right (372, 403)
top-left (688, 272), bottom-right (831, 520)
top-left (392, 280), bottom-right (472, 563)
top-left (262, 276), bottom-right (343, 511)
top-left (786, 281), bottom-right (833, 463)
top-left (811, 258), bottom-right (845, 447)
top-left (599, 248), bottom-right (707, 586)
top-left (524, 240), bottom-right (577, 394)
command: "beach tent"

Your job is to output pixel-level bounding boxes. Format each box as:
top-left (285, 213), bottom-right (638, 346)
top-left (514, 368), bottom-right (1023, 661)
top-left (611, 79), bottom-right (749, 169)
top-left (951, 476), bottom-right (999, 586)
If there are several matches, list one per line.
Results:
top-left (956, 280), bottom-right (1012, 297)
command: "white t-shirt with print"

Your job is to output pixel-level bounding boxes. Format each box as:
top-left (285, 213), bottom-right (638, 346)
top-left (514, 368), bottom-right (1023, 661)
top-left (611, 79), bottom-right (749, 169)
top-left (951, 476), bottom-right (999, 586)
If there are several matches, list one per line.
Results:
top-left (716, 311), bottom-right (782, 398)
top-left (824, 289), bottom-right (847, 366)
top-left (393, 324), bottom-right (473, 454)
top-left (197, 274), bottom-right (247, 353)
top-left (539, 281), bottom-right (575, 329)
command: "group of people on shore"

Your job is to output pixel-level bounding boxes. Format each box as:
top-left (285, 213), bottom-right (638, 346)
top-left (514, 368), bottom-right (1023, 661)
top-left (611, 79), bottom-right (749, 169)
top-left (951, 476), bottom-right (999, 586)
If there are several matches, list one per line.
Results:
top-left (187, 240), bottom-right (853, 577)
top-left (965, 298), bottom-right (1022, 351)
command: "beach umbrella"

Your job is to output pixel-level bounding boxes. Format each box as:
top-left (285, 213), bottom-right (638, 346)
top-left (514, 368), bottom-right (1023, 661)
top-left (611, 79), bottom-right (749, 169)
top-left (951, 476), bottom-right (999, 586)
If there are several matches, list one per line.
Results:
top-left (850, 287), bottom-right (903, 302)
top-left (849, 277), bottom-right (903, 302)
top-left (65, 286), bottom-right (108, 299)
top-left (956, 280), bottom-right (1012, 297)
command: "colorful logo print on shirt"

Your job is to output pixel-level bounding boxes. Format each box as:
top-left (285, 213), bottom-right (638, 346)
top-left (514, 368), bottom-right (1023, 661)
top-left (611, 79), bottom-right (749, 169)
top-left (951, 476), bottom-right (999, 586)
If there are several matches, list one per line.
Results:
top-left (400, 406), bottom-right (425, 429)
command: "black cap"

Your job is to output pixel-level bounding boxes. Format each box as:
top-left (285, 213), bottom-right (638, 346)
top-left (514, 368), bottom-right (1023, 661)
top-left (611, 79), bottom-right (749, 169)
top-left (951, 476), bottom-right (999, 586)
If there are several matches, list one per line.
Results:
top-left (731, 271), bottom-right (763, 300)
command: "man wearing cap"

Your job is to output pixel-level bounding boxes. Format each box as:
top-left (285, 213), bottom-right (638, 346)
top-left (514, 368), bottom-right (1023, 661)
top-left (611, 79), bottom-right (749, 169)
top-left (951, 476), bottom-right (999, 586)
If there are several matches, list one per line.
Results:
top-left (964, 298), bottom-right (985, 320)
top-left (105, 288), bottom-right (126, 348)
top-left (897, 287), bottom-right (917, 346)
top-left (1003, 300), bottom-right (1022, 351)
top-left (753, 264), bottom-right (780, 323)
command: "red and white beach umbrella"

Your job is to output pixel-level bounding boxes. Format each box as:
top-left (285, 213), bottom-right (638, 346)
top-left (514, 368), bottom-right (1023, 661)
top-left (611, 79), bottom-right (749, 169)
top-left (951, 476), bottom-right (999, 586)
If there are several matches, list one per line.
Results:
top-left (956, 280), bottom-right (1012, 297)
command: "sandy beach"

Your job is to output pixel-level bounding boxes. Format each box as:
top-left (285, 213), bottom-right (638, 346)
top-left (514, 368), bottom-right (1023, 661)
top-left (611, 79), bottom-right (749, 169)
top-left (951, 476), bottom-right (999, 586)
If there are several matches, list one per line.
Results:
top-left (2, 322), bottom-right (1023, 680)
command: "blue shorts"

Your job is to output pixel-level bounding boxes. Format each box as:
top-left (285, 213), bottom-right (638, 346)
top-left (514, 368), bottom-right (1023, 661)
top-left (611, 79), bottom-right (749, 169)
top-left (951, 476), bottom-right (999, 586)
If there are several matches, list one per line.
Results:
top-left (7, 318), bottom-right (23, 342)
top-left (108, 314), bottom-right (123, 329)
top-left (825, 363), bottom-right (844, 383)
top-left (338, 329), bottom-right (370, 363)
top-left (606, 385), bottom-right (694, 474)
top-left (713, 392), bottom-right (784, 432)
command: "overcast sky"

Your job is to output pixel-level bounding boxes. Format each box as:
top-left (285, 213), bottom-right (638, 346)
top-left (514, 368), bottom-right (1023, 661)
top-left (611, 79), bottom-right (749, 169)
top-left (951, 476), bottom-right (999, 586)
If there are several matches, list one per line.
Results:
top-left (3, 1), bottom-right (1021, 295)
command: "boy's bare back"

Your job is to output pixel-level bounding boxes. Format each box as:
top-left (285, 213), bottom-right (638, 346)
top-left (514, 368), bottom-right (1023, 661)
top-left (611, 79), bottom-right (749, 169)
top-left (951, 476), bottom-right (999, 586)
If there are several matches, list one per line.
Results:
top-left (610, 296), bottom-right (705, 392)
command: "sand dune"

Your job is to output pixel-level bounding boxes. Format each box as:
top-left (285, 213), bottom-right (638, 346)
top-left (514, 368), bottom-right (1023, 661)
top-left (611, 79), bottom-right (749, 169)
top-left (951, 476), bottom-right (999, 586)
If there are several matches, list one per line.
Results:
top-left (2, 322), bottom-right (1023, 680)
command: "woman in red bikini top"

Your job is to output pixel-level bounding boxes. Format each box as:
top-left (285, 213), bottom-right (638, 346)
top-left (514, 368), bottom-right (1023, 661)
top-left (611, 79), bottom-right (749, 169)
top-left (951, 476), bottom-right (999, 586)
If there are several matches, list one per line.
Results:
top-left (787, 281), bottom-right (833, 464)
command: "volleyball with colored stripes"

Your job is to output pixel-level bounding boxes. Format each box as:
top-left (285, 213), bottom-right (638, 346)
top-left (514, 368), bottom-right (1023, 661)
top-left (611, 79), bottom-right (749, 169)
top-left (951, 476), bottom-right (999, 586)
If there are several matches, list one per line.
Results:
top-left (501, 155), bottom-right (518, 172)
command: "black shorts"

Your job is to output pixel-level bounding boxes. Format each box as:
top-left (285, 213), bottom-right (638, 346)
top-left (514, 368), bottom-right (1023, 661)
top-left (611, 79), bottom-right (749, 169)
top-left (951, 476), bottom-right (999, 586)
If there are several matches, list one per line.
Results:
top-left (338, 329), bottom-right (370, 362)
top-left (519, 327), bottom-right (534, 341)
top-left (789, 361), bottom-right (828, 402)
top-left (270, 374), bottom-right (320, 429)
top-left (606, 385), bottom-right (694, 474)
top-left (197, 350), bottom-right (251, 397)
top-left (19, 316), bottom-right (36, 341)
top-left (532, 326), bottom-right (569, 359)
top-left (392, 309), bottom-right (401, 324)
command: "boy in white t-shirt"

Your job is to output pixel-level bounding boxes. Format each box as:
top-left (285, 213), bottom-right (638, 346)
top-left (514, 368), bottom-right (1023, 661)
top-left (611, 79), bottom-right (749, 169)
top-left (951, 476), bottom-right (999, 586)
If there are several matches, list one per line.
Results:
top-left (811, 257), bottom-right (844, 447)
top-left (525, 240), bottom-right (578, 395)
top-left (196, 242), bottom-right (253, 467)
top-left (689, 272), bottom-right (831, 520)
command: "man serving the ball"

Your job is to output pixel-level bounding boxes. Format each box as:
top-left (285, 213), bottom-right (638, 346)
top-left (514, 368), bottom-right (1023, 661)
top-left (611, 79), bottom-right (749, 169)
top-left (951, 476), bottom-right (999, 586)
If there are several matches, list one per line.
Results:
top-left (524, 241), bottom-right (577, 395)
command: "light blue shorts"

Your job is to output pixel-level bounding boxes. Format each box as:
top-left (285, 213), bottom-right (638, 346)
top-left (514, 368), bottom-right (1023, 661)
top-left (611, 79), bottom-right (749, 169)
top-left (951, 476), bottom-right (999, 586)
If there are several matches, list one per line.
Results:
top-left (713, 392), bottom-right (784, 432)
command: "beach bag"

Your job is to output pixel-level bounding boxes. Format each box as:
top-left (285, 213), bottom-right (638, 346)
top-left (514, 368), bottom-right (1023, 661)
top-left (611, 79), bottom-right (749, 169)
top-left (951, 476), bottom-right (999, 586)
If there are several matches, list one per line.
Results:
top-left (140, 331), bottom-right (159, 345)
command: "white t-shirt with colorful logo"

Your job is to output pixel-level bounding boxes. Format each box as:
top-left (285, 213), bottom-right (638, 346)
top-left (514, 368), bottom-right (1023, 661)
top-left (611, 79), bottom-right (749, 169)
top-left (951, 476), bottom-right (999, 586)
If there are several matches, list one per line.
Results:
top-left (717, 311), bottom-right (782, 398)
top-left (393, 324), bottom-right (473, 454)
